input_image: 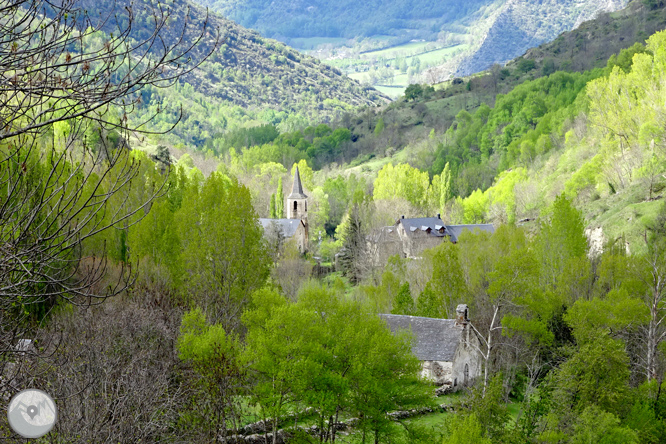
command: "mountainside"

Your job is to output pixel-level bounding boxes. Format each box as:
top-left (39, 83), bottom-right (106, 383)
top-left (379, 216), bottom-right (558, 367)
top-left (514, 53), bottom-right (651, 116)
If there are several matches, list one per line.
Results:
top-left (515, 0), bottom-right (666, 72)
top-left (192, 0), bottom-right (632, 93)
top-left (79, 0), bottom-right (387, 144)
top-left (191, 0), bottom-right (495, 40)
top-left (455, 0), bottom-right (629, 75)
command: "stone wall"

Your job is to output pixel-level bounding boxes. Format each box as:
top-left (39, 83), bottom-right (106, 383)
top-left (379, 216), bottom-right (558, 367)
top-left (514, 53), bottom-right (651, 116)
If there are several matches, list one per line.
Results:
top-left (421, 360), bottom-right (453, 385)
top-left (451, 325), bottom-right (483, 388)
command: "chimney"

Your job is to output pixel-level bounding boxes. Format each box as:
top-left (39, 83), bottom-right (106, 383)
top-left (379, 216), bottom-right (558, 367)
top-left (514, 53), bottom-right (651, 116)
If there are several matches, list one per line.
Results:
top-left (455, 304), bottom-right (469, 326)
top-left (401, 215), bottom-right (405, 219)
top-left (437, 213), bottom-right (441, 219)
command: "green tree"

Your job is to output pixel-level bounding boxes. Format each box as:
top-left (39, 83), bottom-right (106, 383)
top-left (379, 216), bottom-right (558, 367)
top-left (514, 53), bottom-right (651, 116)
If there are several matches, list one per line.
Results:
top-left (404, 84), bottom-right (424, 101)
top-left (440, 162), bottom-right (452, 213)
top-left (177, 173), bottom-right (270, 331)
top-left (374, 117), bottom-right (385, 136)
top-left (273, 176), bottom-right (284, 218)
top-left (570, 405), bottom-right (639, 444)
top-left (243, 284), bottom-right (432, 444)
top-left (442, 413), bottom-right (491, 444)
top-left (391, 282), bottom-right (415, 315)
top-left (553, 334), bottom-right (631, 415)
top-left (177, 308), bottom-right (244, 441)
top-left (373, 163), bottom-right (432, 211)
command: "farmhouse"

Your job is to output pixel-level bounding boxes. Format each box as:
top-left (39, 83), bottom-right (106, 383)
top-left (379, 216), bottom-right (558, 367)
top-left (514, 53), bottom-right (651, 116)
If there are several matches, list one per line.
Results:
top-left (379, 304), bottom-right (482, 389)
top-left (368, 215), bottom-right (495, 259)
top-left (259, 167), bottom-right (310, 253)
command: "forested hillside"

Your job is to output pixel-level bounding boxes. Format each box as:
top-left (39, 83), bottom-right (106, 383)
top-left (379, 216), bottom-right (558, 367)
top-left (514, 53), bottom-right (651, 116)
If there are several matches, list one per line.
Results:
top-left (193, 0), bottom-right (631, 91)
top-left (192, 0), bottom-right (494, 39)
top-left (74, 0), bottom-right (388, 146)
top-left (454, 0), bottom-right (629, 75)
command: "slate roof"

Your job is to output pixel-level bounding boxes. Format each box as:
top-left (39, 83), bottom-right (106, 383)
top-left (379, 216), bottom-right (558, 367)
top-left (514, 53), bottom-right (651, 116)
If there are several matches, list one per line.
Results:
top-left (288, 166), bottom-right (308, 199)
top-left (445, 224), bottom-right (495, 242)
top-left (259, 218), bottom-right (303, 238)
top-left (398, 217), bottom-right (447, 237)
top-left (378, 314), bottom-right (462, 361)
top-left (396, 217), bottom-right (495, 241)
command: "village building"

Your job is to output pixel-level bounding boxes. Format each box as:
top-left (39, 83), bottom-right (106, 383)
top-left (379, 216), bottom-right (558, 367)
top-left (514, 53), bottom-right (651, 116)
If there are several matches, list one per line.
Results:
top-left (379, 304), bottom-right (482, 389)
top-left (368, 215), bottom-right (495, 259)
top-left (259, 167), bottom-right (309, 253)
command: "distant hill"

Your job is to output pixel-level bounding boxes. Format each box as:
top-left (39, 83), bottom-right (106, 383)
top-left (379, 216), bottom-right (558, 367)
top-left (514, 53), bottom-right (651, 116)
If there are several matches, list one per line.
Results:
top-left (455, 0), bottom-right (629, 76)
top-left (190, 0), bottom-right (495, 40)
top-left (77, 0), bottom-right (388, 144)
top-left (513, 0), bottom-right (666, 73)
top-left (292, 1), bottom-right (666, 180)
top-left (192, 0), bottom-right (633, 88)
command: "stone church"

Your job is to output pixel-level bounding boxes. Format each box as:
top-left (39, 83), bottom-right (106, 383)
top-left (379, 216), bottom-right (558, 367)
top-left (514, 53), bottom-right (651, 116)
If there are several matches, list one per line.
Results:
top-left (259, 167), bottom-right (309, 253)
top-left (379, 304), bottom-right (482, 389)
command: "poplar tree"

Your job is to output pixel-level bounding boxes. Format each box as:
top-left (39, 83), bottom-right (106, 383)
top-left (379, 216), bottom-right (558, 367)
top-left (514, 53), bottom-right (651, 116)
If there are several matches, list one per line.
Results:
top-left (275, 177), bottom-right (284, 218)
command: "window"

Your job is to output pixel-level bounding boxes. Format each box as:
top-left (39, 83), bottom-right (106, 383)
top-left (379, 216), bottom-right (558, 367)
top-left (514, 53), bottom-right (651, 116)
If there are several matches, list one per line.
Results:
top-left (293, 201), bottom-right (298, 211)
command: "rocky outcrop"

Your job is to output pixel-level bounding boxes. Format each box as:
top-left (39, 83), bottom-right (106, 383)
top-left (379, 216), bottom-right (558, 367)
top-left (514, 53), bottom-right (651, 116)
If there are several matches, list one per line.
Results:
top-left (456, 0), bottom-right (629, 76)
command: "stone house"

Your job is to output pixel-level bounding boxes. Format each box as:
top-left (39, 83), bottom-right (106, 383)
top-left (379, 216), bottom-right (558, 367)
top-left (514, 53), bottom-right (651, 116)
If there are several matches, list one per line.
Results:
top-left (369, 215), bottom-right (495, 259)
top-left (379, 304), bottom-right (482, 389)
top-left (259, 218), bottom-right (308, 253)
top-left (259, 167), bottom-right (309, 253)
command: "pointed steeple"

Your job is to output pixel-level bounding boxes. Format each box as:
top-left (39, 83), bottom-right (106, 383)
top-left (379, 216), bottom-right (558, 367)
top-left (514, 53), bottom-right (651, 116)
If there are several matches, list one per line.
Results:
top-left (288, 166), bottom-right (308, 199)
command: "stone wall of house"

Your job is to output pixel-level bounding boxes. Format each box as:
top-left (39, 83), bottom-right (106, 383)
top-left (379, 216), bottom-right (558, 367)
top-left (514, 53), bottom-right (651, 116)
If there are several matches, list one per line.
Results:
top-left (295, 224), bottom-right (308, 253)
top-left (420, 360), bottom-right (453, 385)
top-left (395, 224), bottom-right (445, 258)
top-left (451, 326), bottom-right (483, 388)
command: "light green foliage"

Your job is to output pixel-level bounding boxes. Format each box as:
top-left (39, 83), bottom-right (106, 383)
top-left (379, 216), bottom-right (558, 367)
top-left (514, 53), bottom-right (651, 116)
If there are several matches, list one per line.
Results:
top-left (177, 153), bottom-right (195, 169)
top-left (606, 42), bottom-right (651, 73)
top-left (129, 196), bottom-right (183, 286)
top-left (242, 284), bottom-right (432, 442)
top-left (439, 162), bottom-right (452, 213)
top-left (416, 283), bottom-right (442, 318)
top-left (485, 168), bottom-right (528, 223)
top-left (458, 189), bottom-right (488, 224)
top-left (363, 264), bottom-right (405, 313)
top-left (391, 282), bottom-right (414, 315)
top-left (588, 31), bottom-right (666, 191)
top-left (323, 173), bottom-right (367, 231)
top-left (553, 334), bottom-right (631, 414)
top-left (309, 186), bottom-right (330, 240)
top-left (565, 287), bottom-right (647, 344)
top-left (564, 154), bottom-right (603, 198)
top-left (624, 396), bottom-right (665, 444)
top-left (570, 406), bottom-right (639, 444)
top-left (374, 117), bottom-right (385, 136)
top-left (177, 308), bottom-right (244, 439)
top-left (274, 176), bottom-right (284, 218)
top-left (373, 163), bottom-right (432, 211)
top-left (424, 241), bottom-right (467, 319)
top-left (442, 413), bottom-right (491, 444)
top-left (460, 375), bottom-right (512, 442)
top-left (535, 194), bottom-right (589, 297)
top-left (177, 173), bottom-right (270, 329)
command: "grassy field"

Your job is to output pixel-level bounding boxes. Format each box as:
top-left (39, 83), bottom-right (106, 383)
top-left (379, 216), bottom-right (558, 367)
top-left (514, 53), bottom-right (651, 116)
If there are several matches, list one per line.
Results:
top-left (337, 41), bottom-right (469, 95)
top-left (361, 41), bottom-right (441, 58)
top-left (374, 85), bottom-right (406, 97)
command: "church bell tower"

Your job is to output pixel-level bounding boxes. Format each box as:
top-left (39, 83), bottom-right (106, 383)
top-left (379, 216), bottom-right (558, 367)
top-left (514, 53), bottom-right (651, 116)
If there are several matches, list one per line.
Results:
top-left (287, 166), bottom-right (308, 220)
